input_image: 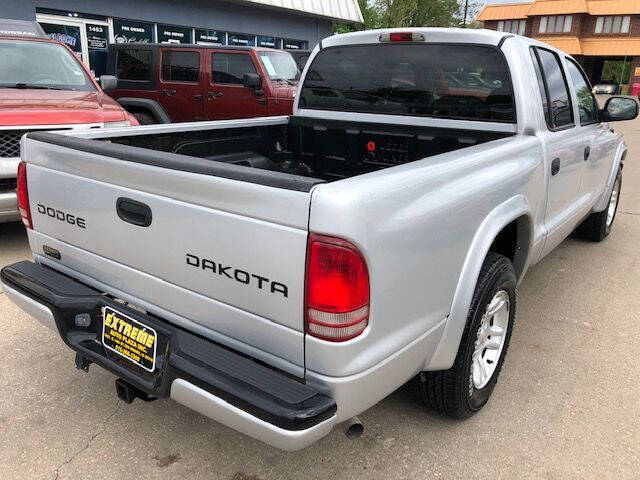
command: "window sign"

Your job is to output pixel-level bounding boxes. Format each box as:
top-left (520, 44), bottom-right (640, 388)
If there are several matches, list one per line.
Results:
top-left (157, 24), bottom-right (193, 44)
top-left (86, 24), bottom-right (109, 77)
top-left (228, 33), bottom-right (256, 47)
top-left (40, 23), bottom-right (83, 59)
top-left (257, 36), bottom-right (277, 48)
top-left (113, 19), bottom-right (154, 43)
top-left (195, 29), bottom-right (225, 45)
top-left (282, 39), bottom-right (308, 50)
top-left (86, 24), bottom-right (108, 49)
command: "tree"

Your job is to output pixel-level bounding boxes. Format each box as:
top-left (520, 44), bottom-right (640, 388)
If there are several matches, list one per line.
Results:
top-left (378, 0), bottom-right (462, 28)
top-left (333, 0), bottom-right (482, 34)
top-left (334, 0), bottom-right (383, 34)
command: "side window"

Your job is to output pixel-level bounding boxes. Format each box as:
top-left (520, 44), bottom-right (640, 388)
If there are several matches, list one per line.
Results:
top-left (565, 58), bottom-right (598, 125)
top-left (212, 53), bottom-right (257, 85)
top-left (161, 50), bottom-right (200, 83)
top-left (532, 48), bottom-right (574, 130)
top-left (531, 49), bottom-right (551, 128)
top-left (116, 49), bottom-right (151, 81)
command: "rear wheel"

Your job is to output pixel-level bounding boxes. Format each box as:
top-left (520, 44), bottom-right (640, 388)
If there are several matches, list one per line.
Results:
top-left (416, 253), bottom-right (516, 419)
top-left (575, 169), bottom-right (622, 242)
top-left (132, 111), bottom-right (157, 125)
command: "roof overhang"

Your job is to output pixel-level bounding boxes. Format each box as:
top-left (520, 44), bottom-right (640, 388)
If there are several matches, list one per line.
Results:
top-left (477, 2), bottom-right (533, 21)
top-left (231, 0), bottom-right (363, 23)
top-left (478, 0), bottom-right (640, 21)
top-left (534, 36), bottom-right (640, 56)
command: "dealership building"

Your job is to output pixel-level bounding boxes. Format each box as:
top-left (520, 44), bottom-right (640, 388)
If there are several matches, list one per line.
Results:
top-left (477, 0), bottom-right (640, 91)
top-left (4, 0), bottom-right (362, 76)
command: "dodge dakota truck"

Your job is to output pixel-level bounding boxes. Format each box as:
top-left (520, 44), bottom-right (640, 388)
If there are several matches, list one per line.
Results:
top-left (2, 28), bottom-right (637, 450)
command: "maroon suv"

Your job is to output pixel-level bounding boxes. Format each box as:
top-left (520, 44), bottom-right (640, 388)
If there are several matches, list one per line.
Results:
top-left (102, 43), bottom-right (300, 124)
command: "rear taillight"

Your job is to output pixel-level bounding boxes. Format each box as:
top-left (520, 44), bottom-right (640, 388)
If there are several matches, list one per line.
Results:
top-left (305, 234), bottom-right (369, 342)
top-left (17, 161), bottom-right (32, 229)
top-left (379, 32), bottom-right (425, 43)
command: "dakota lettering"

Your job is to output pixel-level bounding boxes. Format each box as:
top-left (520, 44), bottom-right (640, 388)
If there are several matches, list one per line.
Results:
top-left (186, 253), bottom-right (289, 298)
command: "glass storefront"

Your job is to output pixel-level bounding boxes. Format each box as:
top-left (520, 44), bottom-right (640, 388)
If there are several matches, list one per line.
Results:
top-left (283, 39), bottom-right (308, 50)
top-left (113, 18), bottom-right (154, 43)
top-left (40, 23), bottom-right (83, 58)
top-left (228, 32), bottom-right (256, 47)
top-left (157, 24), bottom-right (193, 44)
top-left (86, 24), bottom-right (109, 76)
top-left (35, 8), bottom-right (310, 79)
top-left (195, 29), bottom-right (226, 45)
top-left (257, 35), bottom-right (278, 48)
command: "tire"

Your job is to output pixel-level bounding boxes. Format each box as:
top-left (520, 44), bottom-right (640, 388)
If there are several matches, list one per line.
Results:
top-left (132, 111), bottom-right (157, 125)
top-left (416, 253), bottom-right (516, 419)
top-left (575, 169), bottom-right (622, 242)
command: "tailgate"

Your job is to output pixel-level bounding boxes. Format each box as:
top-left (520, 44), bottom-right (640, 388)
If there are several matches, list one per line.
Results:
top-left (22, 132), bottom-right (315, 374)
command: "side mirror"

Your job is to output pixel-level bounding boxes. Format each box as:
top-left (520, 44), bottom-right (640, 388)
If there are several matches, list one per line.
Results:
top-left (100, 75), bottom-right (118, 92)
top-left (244, 73), bottom-right (262, 89)
top-left (601, 96), bottom-right (639, 122)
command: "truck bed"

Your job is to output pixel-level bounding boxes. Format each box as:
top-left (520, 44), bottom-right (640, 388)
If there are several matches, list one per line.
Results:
top-left (34, 116), bottom-right (513, 189)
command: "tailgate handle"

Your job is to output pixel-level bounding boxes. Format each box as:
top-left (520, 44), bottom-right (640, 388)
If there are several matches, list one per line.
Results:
top-left (116, 198), bottom-right (152, 227)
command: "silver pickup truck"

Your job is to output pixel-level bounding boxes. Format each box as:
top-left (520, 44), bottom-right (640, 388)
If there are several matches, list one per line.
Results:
top-left (2, 28), bottom-right (637, 450)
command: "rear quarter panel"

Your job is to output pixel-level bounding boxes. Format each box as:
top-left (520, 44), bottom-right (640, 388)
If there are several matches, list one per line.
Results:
top-left (306, 135), bottom-right (545, 378)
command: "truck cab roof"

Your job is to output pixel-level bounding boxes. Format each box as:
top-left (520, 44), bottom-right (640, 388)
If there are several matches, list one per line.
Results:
top-left (323, 27), bottom-right (514, 48)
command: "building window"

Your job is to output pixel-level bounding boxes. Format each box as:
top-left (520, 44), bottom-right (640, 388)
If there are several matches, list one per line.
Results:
top-left (497, 19), bottom-right (526, 35)
top-left (595, 16), bottom-right (631, 34)
top-left (539, 15), bottom-right (572, 34)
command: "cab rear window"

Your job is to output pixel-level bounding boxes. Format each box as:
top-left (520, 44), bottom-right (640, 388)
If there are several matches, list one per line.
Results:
top-left (299, 44), bottom-right (516, 123)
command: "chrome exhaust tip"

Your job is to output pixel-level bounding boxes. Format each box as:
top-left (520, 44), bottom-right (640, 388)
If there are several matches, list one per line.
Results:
top-left (343, 416), bottom-right (364, 439)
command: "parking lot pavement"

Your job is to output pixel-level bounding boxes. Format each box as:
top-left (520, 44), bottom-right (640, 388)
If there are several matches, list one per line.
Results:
top-left (1, 118), bottom-right (640, 480)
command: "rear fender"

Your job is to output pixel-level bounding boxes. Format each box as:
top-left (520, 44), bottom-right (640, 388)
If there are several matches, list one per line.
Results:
top-left (116, 98), bottom-right (171, 124)
top-left (425, 195), bottom-right (533, 371)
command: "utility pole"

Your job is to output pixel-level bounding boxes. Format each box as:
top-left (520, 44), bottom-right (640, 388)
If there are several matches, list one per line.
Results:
top-left (463, 0), bottom-right (469, 28)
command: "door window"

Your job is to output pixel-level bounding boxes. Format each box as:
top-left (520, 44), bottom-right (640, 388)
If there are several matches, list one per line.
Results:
top-left (531, 48), bottom-right (574, 130)
top-left (212, 53), bottom-right (257, 85)
top-left (565, 59), bottom-right (598, 125)
top-left (86, 24), bottom-right (109, 77)
top-left (161, 51), bottom-right (200, 82)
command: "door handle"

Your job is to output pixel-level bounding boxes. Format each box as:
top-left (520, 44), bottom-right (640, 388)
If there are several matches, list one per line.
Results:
top-left (208, 91), bottom-right (223, 99)
top-left (551, 158), bottom-right (560, 176)
top-left (584, 146), bottom-right (591, 161)
top-left (161, 89), bottom-right (176, 96)
top-left (256, 97), bottom-right (268, 105)
top-left (116, 197), bottom-right (152, 227)
top-left (193, 94), bottom-right (203, 101)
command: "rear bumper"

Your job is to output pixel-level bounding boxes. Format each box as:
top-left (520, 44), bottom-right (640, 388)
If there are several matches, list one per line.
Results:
top-left (0, 260), bottom-right (337, 450)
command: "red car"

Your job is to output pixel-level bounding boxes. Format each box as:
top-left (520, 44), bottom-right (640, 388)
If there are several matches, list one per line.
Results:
top-left (0, 20), bottom-right (138, 224)
top-left (102, 43), bottom-right (300, 124)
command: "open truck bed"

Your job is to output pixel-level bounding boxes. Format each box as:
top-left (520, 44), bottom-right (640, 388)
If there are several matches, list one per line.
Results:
top-left (33, 115), bottom-right (513, 188)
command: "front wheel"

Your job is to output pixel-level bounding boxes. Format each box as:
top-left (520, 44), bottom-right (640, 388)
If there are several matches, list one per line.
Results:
top-left (575, 169), bottom-right (622, 242)
top-left (416, 253), bottom-right (516, 419)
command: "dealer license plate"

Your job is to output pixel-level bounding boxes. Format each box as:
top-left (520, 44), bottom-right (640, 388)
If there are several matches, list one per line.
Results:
top-left (101, 306), bottom-right (157, 372)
